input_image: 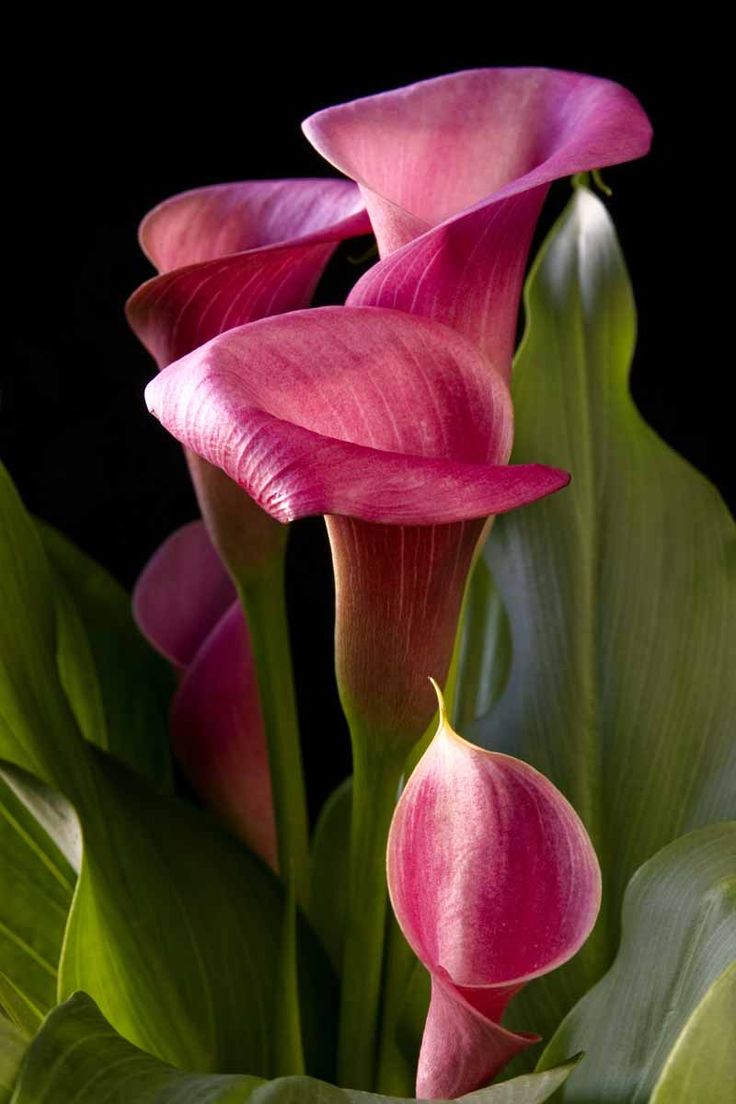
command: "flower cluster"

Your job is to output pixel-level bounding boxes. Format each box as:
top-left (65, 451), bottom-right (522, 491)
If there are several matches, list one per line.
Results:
top-left (129, 68), bottom-right (650, 1097)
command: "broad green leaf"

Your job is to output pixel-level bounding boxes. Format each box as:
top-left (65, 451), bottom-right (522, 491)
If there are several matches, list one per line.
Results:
top-left (0, 768), bottom-right (75, 1027)
top-left (39, 523), bottom-right (173, 790)
top-left (0, 1016), bottom-right (27, 1104)
top-left (469, 188), bottom-right (736, 1049)
top-left (0, 465), bottom-right (335, 1078)
top-left (650, 961), bottom-right (736, 1103)
top-left (308, 777), bottom-right (351, 972)
top-left (12, 992), bottom-right (576, 1104)
top-left (57, 746), bottom-right (335, 1077)
top-left (454, 556), bottom-right (510, 733)
top-left (539, 822), bottom-right (736, 1102)
top-left (11, 993), bottom-right (265, 1103)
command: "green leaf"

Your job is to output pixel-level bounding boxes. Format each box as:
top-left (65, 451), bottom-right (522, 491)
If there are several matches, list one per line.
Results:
top-left (0, 463), bottom-right (88, 796)
top-left (650, 961), bottom-right (736, 1104)
top-left (468, 188), bottom-right (736, 1048)
top-left (454, 556), bottom-right (510, 733)
top-left (0, 1016), bottom-right (27, 1104)
top-left (308, 777), bottom-right (351, 972)
top-left (0, 466), bottom-right (334, 1078)
top-left (13, 992), bottom-right (576, 1104)
top-left (57, 746), bottom-right (335, 1076)
top-left (38, 523), bottom-right (173, 789)
top-left (0, 766), bottom-right (75, 1028)
top-left (539, 822), bottom-right (736, 1102)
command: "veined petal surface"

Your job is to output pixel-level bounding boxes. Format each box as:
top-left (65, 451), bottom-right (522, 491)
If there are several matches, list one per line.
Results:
top-left (144, 306), bottom-right (568, 527)
top-left (304, 68), bottom-right (651, 374)
top-left (128, 179), bottom-right (370, 368)
top-left (387, 687), bottom-right (600, 1097)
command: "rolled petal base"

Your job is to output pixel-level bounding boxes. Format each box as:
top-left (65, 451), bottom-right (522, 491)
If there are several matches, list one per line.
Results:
top-left (418, 973), bottom-right (536, 1100)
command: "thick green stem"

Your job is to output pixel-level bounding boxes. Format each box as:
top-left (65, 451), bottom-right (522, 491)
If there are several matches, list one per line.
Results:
top-left (337, 736), bottom-right (404, 1090)
top-left (236, 555), bottom-right (309, 904)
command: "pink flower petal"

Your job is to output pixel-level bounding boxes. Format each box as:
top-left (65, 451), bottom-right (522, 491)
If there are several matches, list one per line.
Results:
top-left (387, 684), bottom-right (601, 1097)
top-left (133, 519), bottom-right (235, 670)
top-left (171, 601), bottom-right (277, 869)
top-left (144, 306), bottom-right (569, 527)
top-left (128, 180), bottom-right (369, 590)
top-left (127, 179), bottom-right (370, 369)
top-left (303, 68), bottom-right (651, 374)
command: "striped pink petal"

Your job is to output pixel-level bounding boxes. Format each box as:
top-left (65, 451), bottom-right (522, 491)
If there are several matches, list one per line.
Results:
top-left (144, 306), bottom-right (566, 527)
top-left (171, 601), bottom-right (277, 869)
top-left (303, 68), bottom-right (651, 375)
top-left (133, 519), bottom-right (235, 670)
top-left (145, 305), bottom-right (568, 745)
top-left (127, 179), bottom-right (370, 584)
top-left (387, 685), bottom-right (601, 1097)
top-left (127, 178), bottom-right (370, 368)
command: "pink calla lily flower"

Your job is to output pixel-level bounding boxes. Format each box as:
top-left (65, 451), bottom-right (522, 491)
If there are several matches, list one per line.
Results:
top-left (387, 682), bottom-right (601, 1098)
top-left (134, 521), bottom-right (277, 868)
top-left (127, 178), bottom-right (370, 583)
top-left (144, 305), bottom-right (568, 745)
top-left (303, 68), bottom-right (652, 376)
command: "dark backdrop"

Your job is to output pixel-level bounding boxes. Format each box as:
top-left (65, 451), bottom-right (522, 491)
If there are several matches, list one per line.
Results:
top-left (4, 30), bottom-right (729, 812)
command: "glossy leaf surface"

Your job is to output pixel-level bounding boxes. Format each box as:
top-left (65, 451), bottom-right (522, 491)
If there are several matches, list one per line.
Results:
top-left (539, 823), bottom-right (736, 1102)
top-left (469, 188), bottom-right (736, 1050)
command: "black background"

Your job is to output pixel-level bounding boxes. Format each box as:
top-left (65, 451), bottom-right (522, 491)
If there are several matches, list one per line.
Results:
top-left (4, 28), bottom-right (730, 811)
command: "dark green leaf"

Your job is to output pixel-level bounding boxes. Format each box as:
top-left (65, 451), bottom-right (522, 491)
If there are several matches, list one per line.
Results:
top-left (0, 1016), bottom-right (27, 1103)
top-left (12, 993), bottom-right (576, 1103)
top-left (308, 778), bottom-right (351, 972)
top-left (468, 188), bottom-right (736, 1050)
top-left (539, 823), bottom-right (736, 1102)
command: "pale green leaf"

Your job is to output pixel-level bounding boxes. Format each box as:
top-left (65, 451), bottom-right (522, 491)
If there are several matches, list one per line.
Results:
top-left (468, 188), bottom-right (736, 1050)
top-left (0, 768), bottom-right (75, 1026)
top-left (38, 523), bottom-right (173, 789)
top-left (539, 822), bottom-right (736, 1102)
top-left (650, 961), bottom-right (736, 1103)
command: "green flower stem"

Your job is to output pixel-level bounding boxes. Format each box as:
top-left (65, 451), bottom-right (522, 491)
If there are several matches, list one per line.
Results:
top-left (337, 735), bottom-right (405, 1090)
top-left (236, 554), bottom-right (309, 905)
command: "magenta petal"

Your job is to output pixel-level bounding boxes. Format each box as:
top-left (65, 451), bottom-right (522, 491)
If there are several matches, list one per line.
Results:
top-left (387, 689), bottom-right (601, 1096)
top-left (127, 179), bottom-right (370, 368)
top-left (417, 974), bottom-right (535, 1100)
top-left (133, 520), bottom-right (236, 669)
top-left (144, 306), bottom-right (569, 527)
top-left (304, 68), bottom-right (651, 373)
top-left (171, 601), bottom-right (277, 868)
